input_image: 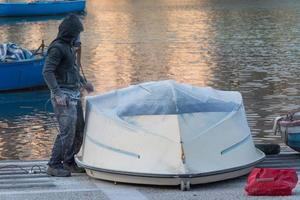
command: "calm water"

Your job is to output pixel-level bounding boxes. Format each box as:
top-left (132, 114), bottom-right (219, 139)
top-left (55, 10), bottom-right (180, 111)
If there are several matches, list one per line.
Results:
top-left (0, 0), bottom-right (300, 159)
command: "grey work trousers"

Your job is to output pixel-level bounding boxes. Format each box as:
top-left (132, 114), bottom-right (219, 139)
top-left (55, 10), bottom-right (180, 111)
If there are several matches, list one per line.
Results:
top-left (48, 98), bottom-right (84, 168)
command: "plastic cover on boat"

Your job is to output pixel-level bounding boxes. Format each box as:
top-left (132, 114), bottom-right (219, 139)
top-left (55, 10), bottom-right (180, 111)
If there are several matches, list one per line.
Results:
top-left (88, 80), bottom-right (242, 117)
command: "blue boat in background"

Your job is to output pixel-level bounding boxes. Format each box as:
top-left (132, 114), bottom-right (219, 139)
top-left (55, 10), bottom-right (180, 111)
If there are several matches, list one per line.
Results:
top-left (274, 112), bottom-right (300, 152)
top-left (0, 42), bottom-right (46, 91)
top-left (0, 0), bottom-right (86, 17)
top-left (0, 56), bottom-right (45, 91)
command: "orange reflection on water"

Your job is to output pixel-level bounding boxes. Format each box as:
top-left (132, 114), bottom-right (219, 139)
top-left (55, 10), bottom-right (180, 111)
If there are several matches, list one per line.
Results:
top-left (165, 7), bottom-right (216, 87)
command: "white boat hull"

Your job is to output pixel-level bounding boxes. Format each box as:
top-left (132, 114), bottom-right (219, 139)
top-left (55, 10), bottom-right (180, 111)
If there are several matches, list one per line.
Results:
top-left (76, 154), bottom-right (264, 187)
top-left (77, 81), bottom-right (266, 190)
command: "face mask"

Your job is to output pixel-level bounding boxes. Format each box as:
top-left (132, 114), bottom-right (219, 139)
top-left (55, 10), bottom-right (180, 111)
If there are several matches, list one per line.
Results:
top-left (73, 34), bottom-right (81, 47)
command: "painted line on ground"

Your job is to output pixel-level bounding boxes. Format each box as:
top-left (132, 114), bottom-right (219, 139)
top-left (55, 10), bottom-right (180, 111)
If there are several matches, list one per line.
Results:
top-left (0, 188), bottom-right (100, 195)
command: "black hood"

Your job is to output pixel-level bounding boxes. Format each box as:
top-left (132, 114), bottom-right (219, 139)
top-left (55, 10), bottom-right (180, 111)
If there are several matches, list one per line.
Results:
top-left (56, 14), bottom-right (84, 44)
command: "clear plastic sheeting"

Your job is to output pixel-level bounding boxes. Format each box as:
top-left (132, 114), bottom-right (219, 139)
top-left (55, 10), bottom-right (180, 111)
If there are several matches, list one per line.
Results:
top-left (87, 80), bottom-right (243, 117)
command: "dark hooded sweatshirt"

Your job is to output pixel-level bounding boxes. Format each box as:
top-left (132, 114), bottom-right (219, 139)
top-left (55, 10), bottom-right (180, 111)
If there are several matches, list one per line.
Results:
top-left (43, 14), bottom-right (85, 96)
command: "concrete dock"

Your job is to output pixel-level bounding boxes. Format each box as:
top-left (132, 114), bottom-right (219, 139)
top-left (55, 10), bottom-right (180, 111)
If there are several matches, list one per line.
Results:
top-left (1, 151), bottom-right (300, 200)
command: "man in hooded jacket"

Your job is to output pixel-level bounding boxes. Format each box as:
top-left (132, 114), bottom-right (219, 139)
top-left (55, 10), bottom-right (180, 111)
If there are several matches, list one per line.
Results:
top-left (43, 14), bottom-right (93, 177)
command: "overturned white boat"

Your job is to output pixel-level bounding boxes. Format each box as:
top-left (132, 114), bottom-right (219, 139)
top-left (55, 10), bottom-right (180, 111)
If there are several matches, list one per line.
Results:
top-left (75, 80), bottom-right (265, 190)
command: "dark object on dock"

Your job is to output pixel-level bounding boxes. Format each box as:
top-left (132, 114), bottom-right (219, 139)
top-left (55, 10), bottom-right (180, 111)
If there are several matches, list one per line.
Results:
top-left (255, 144), bottom-right (280, 155)
top-left (0, 0), bottom-right (86, 17)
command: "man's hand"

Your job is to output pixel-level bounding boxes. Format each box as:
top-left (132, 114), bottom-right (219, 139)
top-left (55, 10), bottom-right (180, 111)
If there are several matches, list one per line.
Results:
top-left (84, 81), bottom-right (94, 93)
top-left (54, 93), bottom-right (68, 106)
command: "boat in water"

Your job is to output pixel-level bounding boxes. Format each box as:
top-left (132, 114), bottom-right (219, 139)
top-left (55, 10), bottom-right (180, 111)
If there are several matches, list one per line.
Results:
top-left (274, 112), bottom-right (300, 152)
top-left (0, 42), bottom-right (46, 91)
top-left (75, 80), bottom-right (265, 190)
top-left (0, 0), bottom-right (86, 17)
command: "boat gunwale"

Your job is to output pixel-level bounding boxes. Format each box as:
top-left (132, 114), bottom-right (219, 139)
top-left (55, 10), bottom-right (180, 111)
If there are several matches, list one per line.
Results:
top-left (0, 56), bottom-right (45, 66)
top-left (75, 150), bottom-right (265, 179)
top-left (279, 120), bottom-right (300, 127)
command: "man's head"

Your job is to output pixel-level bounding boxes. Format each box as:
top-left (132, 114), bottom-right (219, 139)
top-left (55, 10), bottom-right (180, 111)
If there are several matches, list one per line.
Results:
top-left (57, 14), bottom-right (84, 43)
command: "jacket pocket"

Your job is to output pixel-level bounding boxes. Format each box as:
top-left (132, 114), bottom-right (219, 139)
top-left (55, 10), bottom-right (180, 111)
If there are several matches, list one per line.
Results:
top-left (66, 71), bottom-right (77, 84)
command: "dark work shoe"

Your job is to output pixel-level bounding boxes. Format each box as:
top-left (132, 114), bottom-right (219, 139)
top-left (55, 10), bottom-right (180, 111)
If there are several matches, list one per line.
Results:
top-left (46, 166), bottom-right (71, 177)
top-left (64, 163), bottom-right (86, 173)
